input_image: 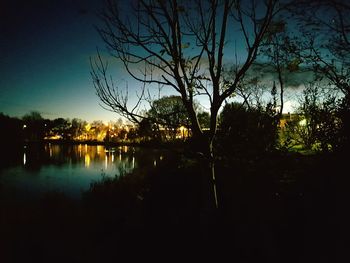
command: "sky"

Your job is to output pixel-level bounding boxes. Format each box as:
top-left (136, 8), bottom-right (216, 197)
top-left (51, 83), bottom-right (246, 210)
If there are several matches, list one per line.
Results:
top-left (0, 0), bottom-right (122, 123)
top-left (0, 0), bottom-right (308, 123)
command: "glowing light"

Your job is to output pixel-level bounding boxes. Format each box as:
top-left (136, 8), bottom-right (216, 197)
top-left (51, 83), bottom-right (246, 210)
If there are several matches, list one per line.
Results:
top-left (153, 160), bottom-right (157, 167)
top-left (97, 131), bottom-right (107, 141)
top-left (23, 152), bottom-right (26, 165)
top-left (111, 153), bottom-right (114, 163)
top-left (85, 123), bottom-right (91, 132)
top-left (105, 155), bottom-right (108, 169)
top-left (45, 135), bottom-right (62, 140)
top-left (85, 154), bottom-right (90, 167)
top-left (177, 125), bottom-right (188, 139)
top-left (132, 156), bottom-right (135, 169)
top-left (299, 119), bottom-right (307, 126)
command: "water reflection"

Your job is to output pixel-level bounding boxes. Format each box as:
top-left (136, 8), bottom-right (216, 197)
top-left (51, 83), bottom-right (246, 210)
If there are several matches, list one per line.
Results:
top-left (85, 153), bottom-right (91, 167)
top-left (23, 152), bottom-right (26, 165)
top-left (0, 144), bottom-right (166, 200)
top-left (19, 144), bottom-right (136, 170)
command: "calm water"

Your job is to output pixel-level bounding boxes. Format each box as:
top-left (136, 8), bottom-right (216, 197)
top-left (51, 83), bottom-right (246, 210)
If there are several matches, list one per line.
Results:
top-left (0, 143), bottom-right (165, 200)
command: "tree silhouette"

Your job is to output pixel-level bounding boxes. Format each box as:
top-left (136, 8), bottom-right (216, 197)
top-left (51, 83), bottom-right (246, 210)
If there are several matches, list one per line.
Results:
top-left (218, 101), bottom-right (279, 155)
top-left (91, 0), bottom-right (293, 209)
top-left (147, 95), bottom-right (189, 140)
top-left (291, 0), bottom-right (350, 97)
top-left (22, 111), bottom-right (45, 142)
top-left (290, 0), bottom-right (350, 151)
top-left (260, 20), bottom-right (302, 118)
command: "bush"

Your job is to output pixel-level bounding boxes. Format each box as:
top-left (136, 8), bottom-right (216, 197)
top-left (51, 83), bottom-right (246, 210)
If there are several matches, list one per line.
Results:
top-left (217, 103), bottom-right (279, 156)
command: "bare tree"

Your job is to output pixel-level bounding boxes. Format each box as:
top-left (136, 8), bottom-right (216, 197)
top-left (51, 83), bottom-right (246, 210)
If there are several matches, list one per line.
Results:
top-left (91, 0), bottom-right (289, 209)
top-left (290, 0), bottom-right (350, 97)
top-left (260, 20), bottom-right (303, 117)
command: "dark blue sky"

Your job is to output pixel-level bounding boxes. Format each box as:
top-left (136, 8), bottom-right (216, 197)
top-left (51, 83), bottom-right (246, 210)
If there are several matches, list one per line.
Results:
top-left (0, 0), bottom-right (123, 122)
top-left (1, 0), bottom-right (308, 122)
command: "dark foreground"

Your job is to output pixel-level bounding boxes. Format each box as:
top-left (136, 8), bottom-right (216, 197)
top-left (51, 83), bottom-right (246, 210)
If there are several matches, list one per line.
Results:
top-left (1, 151), bottom-right (348, 262)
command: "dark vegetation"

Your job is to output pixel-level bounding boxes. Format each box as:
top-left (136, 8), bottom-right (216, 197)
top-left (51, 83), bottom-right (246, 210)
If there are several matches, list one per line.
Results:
top-left (1, 148), bottom-right (347, 262)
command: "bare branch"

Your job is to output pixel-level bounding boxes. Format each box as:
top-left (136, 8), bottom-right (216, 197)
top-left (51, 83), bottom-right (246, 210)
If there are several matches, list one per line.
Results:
top-left (92, 0), bottom-right (283, 143)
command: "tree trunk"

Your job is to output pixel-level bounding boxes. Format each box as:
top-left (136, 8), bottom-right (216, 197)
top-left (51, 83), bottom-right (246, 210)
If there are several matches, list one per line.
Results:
top-left (208, 140), bottom-right (219, 209)
top-left (199, 138), bottom-right (220, 240)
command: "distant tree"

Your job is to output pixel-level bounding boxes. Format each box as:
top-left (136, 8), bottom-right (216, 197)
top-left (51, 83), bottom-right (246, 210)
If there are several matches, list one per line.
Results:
top-left (147, 95), bottom-right (189, 140)
top-left (52, 118), bottom-right (71, 140)
top-left (91, 120), bottom-right (107, 141)
top-left (0, 113), bottom-right (23, 146)
top-left (126, 127), bottom-right (138, 141)
top-left (197, 111), bottom-right (210, 130)
top-left (116, 118), bottom-right (124, 128)
top-left (284, 84), bottom-right (341, 152)
top-left (70, 118), bottom-right (86, 139)
top-left (117, 128), bottom-right (128, 142)
top-left (260, 20), bottom-right (303, 118)
top-left (22, 111), bottom-right (45, 141)
top-left (137, 118), bottom-right (158, 142)
top-left (218, 100), bottom-right (279, 156)
top-left (22, 111), bottom-right (43, 122)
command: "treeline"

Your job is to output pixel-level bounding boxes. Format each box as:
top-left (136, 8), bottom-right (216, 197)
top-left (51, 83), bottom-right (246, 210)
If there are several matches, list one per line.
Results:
top-left (1, 84), bottom-right (349, 154)
top-left (0, 112), bottom-right (133, 145)
top-left (217, 90), bottom-right (350, 156)
top-left (136, 90), bottom-right (350, 155)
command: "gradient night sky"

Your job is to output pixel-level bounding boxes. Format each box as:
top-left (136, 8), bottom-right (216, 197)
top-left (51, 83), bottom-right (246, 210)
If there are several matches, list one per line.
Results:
top-left (0, 0), bottom-right (125, 123)
top-left (1, 0), bottom-right (306, 123)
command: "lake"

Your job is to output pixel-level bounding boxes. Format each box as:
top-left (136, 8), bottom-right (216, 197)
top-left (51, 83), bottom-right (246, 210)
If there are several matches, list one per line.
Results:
top-left (0, 143), bottom-right (165, 201)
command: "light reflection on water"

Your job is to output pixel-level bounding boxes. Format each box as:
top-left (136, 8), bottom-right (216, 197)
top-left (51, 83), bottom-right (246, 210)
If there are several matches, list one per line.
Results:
top-left (0, 144), bottom-right (165, 200)
top-left (23, 152), bottom-right (26, 165)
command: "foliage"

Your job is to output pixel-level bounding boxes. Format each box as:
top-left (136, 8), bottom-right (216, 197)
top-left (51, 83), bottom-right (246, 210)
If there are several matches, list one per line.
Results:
top-left (281, 84), bottom-right (346, 153)
top-left (137, 118), bottom-right (159, 142)
top-left (70, 118), bottom-right (87, 139)
top-left (147, 96), bottom-right (190, 140)
top-left (22, 111), bottom-right (45, 141)
top-left (148, 96), bottom-right (189, 127)
top-left (335, 94), bottom-right (350, 152)
top-left (51, 118), bottom-right (71, 139)
top-left (197, 111), bottom-right (210, 129)
top-left (217, 102), bottom-right (279, 156)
